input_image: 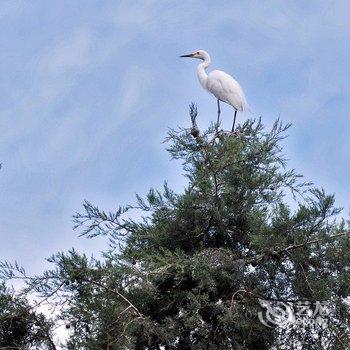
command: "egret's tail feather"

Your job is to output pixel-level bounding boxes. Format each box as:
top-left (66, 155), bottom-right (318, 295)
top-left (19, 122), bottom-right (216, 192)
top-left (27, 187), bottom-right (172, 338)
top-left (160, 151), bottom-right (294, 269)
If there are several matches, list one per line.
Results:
top-left (243, 100), bottom-right (253, 115)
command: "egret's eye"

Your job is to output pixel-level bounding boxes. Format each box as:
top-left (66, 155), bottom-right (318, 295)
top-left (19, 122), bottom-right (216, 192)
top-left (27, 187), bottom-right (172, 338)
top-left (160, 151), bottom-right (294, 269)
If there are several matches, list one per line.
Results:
top-left (196, 52), bottom-right (199, 54)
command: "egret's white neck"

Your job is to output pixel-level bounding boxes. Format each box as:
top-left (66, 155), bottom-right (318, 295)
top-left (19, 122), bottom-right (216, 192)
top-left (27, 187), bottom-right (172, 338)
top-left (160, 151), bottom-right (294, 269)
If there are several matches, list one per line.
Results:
top-left (197, 54), bottom-right (211, 89)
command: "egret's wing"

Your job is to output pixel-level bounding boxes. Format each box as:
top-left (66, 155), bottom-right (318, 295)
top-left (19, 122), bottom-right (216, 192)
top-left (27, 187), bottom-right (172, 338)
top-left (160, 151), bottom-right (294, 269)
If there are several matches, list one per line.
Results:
top-left (207, 70), bottom-right (247, 111)
top-left (206, 77), bottom-right (223, 99)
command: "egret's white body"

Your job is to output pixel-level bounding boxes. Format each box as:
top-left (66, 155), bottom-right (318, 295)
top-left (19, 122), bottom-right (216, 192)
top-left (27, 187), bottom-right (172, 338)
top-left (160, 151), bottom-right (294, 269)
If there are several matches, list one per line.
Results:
top-left (206, 70), bottom-right (246, 111)
top-left (181, 50), bottom-right (247, 131)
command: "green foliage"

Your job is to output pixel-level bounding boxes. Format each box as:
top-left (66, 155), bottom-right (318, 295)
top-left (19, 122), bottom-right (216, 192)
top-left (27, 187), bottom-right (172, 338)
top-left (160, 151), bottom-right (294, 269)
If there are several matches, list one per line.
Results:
top-left (1, 106), bottom-right (349, 349)
top-left (0, 282), bottom-right (55, 349)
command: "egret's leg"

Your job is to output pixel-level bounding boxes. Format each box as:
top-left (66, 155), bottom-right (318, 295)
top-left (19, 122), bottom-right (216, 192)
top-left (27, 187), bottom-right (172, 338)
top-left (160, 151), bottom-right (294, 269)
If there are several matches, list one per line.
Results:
top-left (216, 99), bottom-right (221, 125)
top-left (232, 110), bottom-right (237, 132)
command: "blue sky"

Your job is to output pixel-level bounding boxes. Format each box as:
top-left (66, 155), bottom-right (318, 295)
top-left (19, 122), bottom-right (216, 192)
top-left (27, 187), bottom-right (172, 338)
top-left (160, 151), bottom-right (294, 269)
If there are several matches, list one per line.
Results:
top-left (0, 0), bottom-right (349, 275)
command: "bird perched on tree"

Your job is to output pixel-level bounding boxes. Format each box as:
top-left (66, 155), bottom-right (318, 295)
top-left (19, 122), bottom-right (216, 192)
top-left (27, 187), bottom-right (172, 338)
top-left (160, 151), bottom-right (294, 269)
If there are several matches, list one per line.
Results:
top-left (180, 49), bottom-right (247, 131)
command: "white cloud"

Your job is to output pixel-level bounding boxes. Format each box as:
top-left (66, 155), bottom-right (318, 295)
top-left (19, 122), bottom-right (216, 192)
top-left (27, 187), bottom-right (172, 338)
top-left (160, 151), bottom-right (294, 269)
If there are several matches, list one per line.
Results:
top-left (39, 29), bottom-right (93, 74)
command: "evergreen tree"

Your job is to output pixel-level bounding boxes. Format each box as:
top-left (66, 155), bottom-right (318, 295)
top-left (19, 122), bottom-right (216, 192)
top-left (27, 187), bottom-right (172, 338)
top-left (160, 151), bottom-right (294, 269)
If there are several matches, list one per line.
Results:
top-left (0, 281), bottom-right (55, 349)
top-left (1, 106), bottom-right (349, 349)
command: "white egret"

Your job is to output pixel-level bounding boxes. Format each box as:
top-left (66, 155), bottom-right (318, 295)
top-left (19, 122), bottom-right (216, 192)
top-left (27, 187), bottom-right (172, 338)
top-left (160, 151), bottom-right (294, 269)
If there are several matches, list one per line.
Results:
top-left (180, 50), bottom-right (247, 131)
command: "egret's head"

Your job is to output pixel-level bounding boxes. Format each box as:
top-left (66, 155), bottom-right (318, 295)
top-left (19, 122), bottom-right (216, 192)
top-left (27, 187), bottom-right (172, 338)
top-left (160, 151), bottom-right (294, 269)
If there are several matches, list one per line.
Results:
top-left (180, 50), bottom-right (209, 61)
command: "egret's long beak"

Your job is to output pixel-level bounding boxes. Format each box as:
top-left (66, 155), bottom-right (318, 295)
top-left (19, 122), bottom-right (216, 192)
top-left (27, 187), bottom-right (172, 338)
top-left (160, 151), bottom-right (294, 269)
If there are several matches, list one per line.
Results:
top-left (180, 53), bottom-right (194, 58)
